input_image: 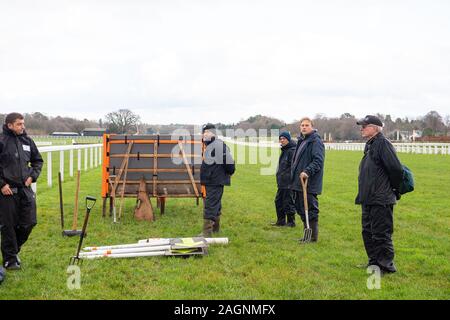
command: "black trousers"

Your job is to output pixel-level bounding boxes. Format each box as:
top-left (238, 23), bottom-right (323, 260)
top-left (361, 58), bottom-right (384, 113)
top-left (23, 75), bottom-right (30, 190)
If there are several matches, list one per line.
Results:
top-left (274, 188), bottom-right (296, 223)
top-left (361, 204), bottom-right (396, 272)
top-left (0, 187), bottom-right (37, 264)
top-left (293, 191), bottom-right (319, 222)
top-left (203, 185), bottom-right (224, 221)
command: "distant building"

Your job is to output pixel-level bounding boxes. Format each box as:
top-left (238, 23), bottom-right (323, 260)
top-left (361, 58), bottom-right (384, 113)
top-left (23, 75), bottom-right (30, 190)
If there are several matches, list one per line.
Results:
top-left (50, 132), bottom-right (80, 137)
top-left (82, 128), bottom-right (107, 136)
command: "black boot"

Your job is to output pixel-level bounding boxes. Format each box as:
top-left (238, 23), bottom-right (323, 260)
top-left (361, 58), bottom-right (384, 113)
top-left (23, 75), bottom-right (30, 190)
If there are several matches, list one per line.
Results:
top-left (286, 214), bottom-right (296, 227)
top-left (271, 219), bottom-right (286, 226)
top-left (213, 216), bottom-right (221, 233)
top-left (201, 219), bottom-right (214, 237)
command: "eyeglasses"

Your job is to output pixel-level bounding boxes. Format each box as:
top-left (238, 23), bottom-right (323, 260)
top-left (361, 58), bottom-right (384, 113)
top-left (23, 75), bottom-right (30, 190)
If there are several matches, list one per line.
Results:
top-left (361, 124), bottom-right (375, 129)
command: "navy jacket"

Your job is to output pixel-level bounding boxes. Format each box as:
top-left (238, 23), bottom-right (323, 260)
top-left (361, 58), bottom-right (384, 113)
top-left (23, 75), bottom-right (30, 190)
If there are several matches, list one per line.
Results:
top-left (200, 137), bottom-right (235, 186)
top-left (355, 133), bottom-right (403, 206)
top-left (290, 130), bottom-right (325, 194)
top-left (276, 140), bottom-right (297, 189)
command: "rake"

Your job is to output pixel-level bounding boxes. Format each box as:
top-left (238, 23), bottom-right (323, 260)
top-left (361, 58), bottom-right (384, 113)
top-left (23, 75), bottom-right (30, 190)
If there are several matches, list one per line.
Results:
top-left (300, 176), bottom-right (312, 243)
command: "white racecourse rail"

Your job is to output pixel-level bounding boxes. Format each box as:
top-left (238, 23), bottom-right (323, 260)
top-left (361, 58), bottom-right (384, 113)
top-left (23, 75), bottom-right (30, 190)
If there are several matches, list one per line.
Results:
top-left (36, 144), bottom-right (103, 190)
top-left (220, 137), bottom-right (450, 155)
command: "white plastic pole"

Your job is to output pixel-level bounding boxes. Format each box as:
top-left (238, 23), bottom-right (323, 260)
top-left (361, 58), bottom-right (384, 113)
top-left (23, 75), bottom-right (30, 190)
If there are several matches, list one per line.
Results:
top-left (138, 237), bottom-right (228, 245)
top-left (84, 239), bottom-right (170, 252)
top-left (79, 245), bottom-right (172, 257)
top-left (83, 237), bottom-right (229, 252)
top-left (82, 250), bottom-right (168, 259)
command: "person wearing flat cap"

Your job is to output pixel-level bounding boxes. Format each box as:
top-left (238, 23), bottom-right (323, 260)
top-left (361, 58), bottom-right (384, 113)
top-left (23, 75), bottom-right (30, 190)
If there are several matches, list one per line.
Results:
top-left (200, 124), bottom-right (235, 236)
top-left (272, 131), bottom-right (297, 227)
top-left (355, 115), bottom-right (403, 274)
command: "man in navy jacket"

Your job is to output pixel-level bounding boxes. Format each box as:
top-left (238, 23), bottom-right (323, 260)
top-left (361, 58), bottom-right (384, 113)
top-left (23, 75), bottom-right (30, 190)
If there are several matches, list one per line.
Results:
top-left (200, 124), bottom-right (235, 236)
top-left (290, 117), bottom-right (325, 242)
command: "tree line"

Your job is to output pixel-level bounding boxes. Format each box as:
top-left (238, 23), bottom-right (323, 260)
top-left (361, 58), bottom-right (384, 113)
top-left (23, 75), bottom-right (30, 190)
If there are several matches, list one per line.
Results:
top-left (1, 109), bottom-right (448, 142)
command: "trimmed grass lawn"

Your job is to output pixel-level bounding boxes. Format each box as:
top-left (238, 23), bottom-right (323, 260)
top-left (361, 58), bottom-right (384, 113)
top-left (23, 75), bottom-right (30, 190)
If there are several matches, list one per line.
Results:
top-left (0, 149), bottom-right (449, 299)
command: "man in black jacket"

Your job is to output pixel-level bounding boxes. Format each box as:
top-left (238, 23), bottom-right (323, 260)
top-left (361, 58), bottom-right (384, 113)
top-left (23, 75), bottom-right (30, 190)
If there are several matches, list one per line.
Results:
top-left (200, 124), bottom-right (235, 236)
top-left (0, 113), bottom-right (43, 270)
top-left (356, 115), bottom-right (403, 274)
top-left (291, 117), bottom-right (325, 242)
top-left (272, 131), bottom-right (297, 227)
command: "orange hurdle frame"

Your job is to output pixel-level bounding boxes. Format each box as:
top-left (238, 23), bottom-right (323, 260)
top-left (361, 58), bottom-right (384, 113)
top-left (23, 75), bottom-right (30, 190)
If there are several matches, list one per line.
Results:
top-left (101, 134), bottom-right (206, 217)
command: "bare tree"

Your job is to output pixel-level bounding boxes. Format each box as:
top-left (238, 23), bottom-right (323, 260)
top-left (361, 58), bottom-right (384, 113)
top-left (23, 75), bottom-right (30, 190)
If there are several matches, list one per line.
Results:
top-left (423, 110), bottom-right (445, 135)
top-left (105, 109), bottom-right (140, 134)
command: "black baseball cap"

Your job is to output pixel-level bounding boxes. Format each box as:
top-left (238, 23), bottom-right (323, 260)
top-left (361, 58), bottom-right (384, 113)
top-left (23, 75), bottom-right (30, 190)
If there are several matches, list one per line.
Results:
top-left (202, 123), bottom-right (216, 133)
top-left (356, 115), bottom-right (383, 127)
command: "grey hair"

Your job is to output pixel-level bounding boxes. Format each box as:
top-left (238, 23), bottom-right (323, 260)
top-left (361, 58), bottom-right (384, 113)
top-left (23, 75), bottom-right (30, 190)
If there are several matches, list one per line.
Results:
top-left (375, 125), bottom-right (383, 132)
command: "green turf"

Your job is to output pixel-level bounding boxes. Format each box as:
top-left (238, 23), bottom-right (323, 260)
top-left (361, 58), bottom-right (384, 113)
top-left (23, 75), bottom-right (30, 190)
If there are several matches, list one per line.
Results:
top-left (0, 149), bottom-right (449, 299)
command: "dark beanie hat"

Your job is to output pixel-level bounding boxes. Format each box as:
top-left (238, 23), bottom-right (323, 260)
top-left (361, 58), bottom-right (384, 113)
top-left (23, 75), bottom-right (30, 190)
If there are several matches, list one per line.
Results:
top-left (279, 131), bottom-right (291, 142)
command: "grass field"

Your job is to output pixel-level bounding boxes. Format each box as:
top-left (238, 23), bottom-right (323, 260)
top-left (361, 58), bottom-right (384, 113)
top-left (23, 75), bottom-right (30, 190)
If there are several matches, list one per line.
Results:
top-left (0, 148), bottom-right (449, 300)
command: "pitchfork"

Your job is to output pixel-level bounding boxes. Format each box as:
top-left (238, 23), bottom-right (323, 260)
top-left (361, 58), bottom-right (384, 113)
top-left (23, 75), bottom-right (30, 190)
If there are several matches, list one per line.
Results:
top-left (299, 176), bottom-right (312, 243)
top-left (70, 196), bottom-right (97, 265)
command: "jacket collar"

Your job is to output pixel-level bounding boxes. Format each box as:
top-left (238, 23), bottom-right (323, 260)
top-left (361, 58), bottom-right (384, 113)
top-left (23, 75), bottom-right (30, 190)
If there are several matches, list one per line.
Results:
top-left (2, 124), bottom-right (26, 137)
top-left (367, 132), bottom-right (383, 145)
top-left (281, 140), bottom-right (296, 151)
top-left (297, 129), bottom-right (318, 143)
top-left (204, 136), bottom-right (216, 146)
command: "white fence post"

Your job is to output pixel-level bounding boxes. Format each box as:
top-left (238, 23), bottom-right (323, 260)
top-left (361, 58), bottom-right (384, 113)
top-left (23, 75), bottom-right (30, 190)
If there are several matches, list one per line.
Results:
top-left (94, 146), bottom-right (98, 167)
top-left (69, 149), bottom-right (74, 177)
top-left (59, 150), bottom-right (64, 182)
top-left (90, 147), bottom-right (94, 169)
top-left (37, 144), bottom-right (102, 189)
top-left (84, 148), bottom-right (88, 171)
top-left (47, 152), bottom-right (52, 187)
top-left (77, 149), bottom-right (82, 171)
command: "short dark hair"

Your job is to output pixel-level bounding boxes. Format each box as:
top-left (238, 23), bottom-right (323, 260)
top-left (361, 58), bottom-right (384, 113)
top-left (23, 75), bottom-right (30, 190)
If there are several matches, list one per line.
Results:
top-left (5, 113), bottom-right (24, 125)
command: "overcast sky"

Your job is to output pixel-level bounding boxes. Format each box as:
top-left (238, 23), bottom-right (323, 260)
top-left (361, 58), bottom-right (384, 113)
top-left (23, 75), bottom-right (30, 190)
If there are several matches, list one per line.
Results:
top-left (1, 0), bottom-right (449, 124)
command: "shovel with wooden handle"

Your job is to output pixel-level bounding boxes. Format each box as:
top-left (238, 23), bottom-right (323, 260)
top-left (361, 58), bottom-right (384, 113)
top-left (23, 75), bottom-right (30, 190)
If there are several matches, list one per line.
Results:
top-left (299, 176), bottom-right (312, 243)
top-left (63, 170), bottom-right (83, 237)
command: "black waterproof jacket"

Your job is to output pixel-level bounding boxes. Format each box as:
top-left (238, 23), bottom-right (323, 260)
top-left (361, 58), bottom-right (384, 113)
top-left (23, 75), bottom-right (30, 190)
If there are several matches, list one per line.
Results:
top-left (276, 140), bottom-right (297, 189)
top-left (290, 130), bottom-right (325, 194)
top-left (355, 132), bottom-right (403, 206)
top-left (0, 125), bottom-right (43, 188)
top-left (200, 137), bottom-right (235, 186)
